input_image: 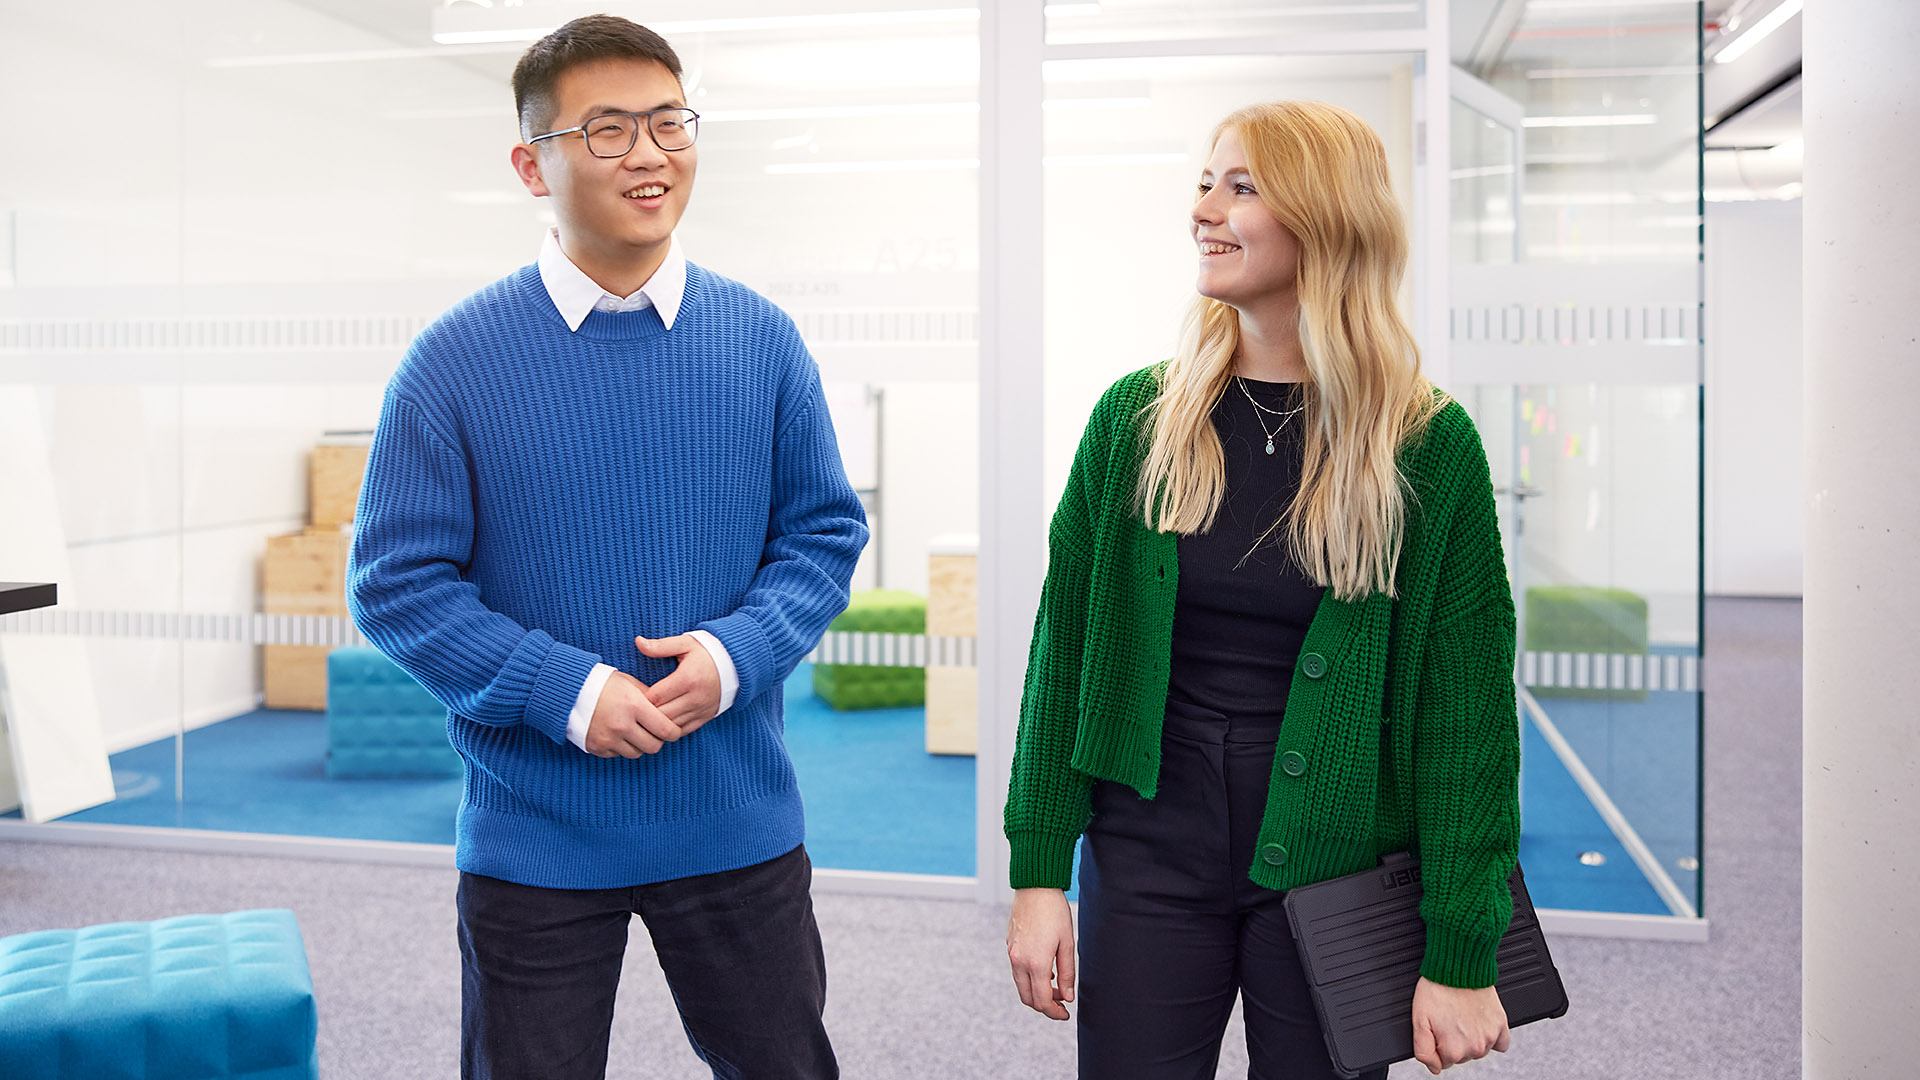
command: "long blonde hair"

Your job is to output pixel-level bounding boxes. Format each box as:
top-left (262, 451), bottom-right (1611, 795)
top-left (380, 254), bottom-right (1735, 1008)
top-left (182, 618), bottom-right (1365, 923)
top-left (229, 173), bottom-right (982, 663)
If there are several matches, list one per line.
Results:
top-left (1134, 100), bottom-right (1448, 602)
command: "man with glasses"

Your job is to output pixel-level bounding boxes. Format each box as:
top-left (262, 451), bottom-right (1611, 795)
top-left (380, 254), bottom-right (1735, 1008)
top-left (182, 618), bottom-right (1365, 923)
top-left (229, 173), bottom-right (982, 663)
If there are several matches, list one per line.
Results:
top-left (346, 14), bottom-right (865, 1080)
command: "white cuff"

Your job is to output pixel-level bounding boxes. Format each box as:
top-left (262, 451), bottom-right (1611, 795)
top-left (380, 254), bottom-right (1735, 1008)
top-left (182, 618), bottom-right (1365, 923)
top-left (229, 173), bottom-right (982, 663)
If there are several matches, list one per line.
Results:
top-left (687, 629), bottom-right (740, 716)
top-left (566, 663), bottom-right (617, 751)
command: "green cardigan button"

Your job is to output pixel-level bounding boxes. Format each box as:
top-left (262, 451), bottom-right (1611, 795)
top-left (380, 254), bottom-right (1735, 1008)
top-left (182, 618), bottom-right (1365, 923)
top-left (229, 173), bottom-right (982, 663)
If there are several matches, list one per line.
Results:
top-left (1281, 751), bottom-right (1307, 777)
top-left (1260, 843), bottom-right (1288, 867)
top-left (1300, 652), bottom-right (1327, 679)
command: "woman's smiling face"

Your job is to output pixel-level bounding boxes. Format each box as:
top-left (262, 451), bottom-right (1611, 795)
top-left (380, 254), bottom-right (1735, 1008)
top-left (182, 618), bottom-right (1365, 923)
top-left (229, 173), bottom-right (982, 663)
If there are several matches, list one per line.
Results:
top-left (1190, 128), bottom-right (1301, 310)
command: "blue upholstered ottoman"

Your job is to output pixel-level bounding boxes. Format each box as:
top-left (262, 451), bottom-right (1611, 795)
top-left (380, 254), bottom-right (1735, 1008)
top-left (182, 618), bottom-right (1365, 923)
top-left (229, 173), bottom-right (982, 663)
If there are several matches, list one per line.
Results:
top-left (0, 909), bottom-right (318, 1080)
top-left (326, 646), bottom-right (461, 779)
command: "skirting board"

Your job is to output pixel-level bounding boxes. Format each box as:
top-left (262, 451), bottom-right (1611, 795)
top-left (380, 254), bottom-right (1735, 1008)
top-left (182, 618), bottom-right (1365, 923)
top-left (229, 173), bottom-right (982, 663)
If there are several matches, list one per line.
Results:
top-left (0, 821), bottom-right (1714, 940)
top-left (1536, 907), bottom-right (1711, 943)
top-left (0, 820), bottom-right (455, 867)
top-left (0, 820), bottom-right (977, 901)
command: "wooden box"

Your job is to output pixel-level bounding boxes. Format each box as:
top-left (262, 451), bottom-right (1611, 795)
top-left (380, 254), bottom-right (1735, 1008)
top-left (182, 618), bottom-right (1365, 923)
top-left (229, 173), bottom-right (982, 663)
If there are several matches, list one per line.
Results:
top-left (310, 442), bottom-right (370, 528)
top-left (924, 535), bottom-right (978, 756)
top-left (927, 554), bottom-right (978, 637)
top-left (925, 666), bottom-right (977, 756)
top-left (263, 526), bottom-right (351, 710)
top-left (264, 645), bottom-right (333, 712)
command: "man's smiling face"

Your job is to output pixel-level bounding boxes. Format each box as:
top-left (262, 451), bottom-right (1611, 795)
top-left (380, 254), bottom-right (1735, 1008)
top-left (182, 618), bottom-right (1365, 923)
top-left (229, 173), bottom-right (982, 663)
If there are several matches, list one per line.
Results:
top-left (525, 57), bottom-right (696, 263)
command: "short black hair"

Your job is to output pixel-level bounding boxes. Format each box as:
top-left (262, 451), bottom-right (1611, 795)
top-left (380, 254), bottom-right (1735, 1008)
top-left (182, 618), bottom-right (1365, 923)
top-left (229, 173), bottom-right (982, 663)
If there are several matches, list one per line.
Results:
top-left (511, 15), bottom-right (684, 141)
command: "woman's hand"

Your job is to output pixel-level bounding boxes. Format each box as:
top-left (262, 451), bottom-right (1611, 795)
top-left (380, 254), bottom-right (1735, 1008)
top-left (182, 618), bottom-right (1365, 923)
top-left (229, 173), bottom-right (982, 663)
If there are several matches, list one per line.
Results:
top-left (1411, 976), bottom-right (1511, 1073)
top-left (1007, 888), bottom-right (1076, 1021)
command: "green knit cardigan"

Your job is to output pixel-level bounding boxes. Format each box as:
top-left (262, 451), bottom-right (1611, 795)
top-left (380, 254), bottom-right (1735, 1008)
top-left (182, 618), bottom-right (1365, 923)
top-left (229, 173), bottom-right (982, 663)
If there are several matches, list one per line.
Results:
top-left (1003, 364), bottom-right (1520, 990)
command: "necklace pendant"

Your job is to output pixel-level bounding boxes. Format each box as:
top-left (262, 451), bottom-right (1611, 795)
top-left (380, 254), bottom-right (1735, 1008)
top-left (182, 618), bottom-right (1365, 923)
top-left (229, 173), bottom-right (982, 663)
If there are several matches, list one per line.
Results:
top-left (1265, 439), bottom-right (1276, 455)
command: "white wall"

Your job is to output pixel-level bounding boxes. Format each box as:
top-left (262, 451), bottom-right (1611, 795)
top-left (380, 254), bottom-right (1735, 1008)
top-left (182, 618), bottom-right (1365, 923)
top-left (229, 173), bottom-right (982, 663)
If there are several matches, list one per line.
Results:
top-left (1705, 198), bottom-right (1804, 596)
top-left (875, 383), bottom-right (980, 595)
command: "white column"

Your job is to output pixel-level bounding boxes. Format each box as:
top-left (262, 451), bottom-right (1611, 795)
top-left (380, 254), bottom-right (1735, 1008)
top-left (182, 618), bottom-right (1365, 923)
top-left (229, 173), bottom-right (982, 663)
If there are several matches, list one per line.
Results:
top-left (976, 0), bottom-right (1044, 902)
top-left (1802, 2), bottom-right (1920, 1074)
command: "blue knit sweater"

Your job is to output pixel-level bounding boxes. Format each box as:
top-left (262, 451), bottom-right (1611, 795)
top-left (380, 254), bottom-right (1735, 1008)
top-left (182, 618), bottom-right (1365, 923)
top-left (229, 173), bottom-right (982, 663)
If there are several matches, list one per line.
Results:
top-left (346, 262), bottom-right (869, 889)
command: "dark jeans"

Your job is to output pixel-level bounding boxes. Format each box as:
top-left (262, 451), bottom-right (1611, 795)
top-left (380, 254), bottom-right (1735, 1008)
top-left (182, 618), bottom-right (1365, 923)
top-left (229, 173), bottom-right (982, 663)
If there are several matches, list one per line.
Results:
top-left (1077, 699), bottom-right (1388, 1080)
top-left (457, 844), bottom-right (836, 1080)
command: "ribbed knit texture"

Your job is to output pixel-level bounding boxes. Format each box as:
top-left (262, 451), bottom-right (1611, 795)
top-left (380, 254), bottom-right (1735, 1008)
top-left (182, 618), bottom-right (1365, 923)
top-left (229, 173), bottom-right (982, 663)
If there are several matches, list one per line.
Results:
top-left (347, 262), bottom-right (868, 890)
top-left (1004, 364), bottom-right (1520, 989)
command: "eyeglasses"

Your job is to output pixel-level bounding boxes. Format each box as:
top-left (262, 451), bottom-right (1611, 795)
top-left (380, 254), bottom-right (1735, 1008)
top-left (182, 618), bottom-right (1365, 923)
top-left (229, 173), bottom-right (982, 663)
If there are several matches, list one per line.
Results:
top-left (528, 107), bottom-right (701, 156)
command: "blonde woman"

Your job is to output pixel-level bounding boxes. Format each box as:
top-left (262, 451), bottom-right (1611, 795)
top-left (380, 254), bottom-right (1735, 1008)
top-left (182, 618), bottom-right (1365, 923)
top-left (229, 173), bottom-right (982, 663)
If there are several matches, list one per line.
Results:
top-left (1003, 101), bottom-right (1520, 1078)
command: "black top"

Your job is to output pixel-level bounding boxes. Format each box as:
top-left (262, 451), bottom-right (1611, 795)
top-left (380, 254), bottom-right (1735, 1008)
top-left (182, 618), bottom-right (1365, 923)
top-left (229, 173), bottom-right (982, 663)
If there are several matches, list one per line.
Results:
top-left (0, 582), bottom-right (57, 617)
top-left (1166, 378), bottom-right (1326, 721)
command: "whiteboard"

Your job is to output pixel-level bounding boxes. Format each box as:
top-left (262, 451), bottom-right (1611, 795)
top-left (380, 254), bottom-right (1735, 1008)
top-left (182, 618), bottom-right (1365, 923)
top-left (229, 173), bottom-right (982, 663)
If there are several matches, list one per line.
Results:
top-left (0, 389), bottom-right (114, 821)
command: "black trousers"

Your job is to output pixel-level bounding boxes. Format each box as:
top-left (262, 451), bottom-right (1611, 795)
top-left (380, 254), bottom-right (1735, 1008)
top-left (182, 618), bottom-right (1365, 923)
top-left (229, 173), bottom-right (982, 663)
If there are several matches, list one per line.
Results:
top-left (457, 844), bottom-right (836, 1080)
top-left (1077, 699), bottom-right (1389, 1080)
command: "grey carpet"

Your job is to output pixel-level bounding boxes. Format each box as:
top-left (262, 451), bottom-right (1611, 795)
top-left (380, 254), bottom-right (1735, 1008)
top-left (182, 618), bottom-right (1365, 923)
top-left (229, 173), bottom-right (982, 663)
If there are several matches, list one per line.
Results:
top-left (0, 597), bottom-right (1801, 1078)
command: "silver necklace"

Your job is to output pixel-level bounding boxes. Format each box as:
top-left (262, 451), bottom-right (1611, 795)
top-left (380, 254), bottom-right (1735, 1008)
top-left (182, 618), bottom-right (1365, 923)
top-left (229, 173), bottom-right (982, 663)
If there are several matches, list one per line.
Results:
top-left (1234, 376), bottom-right (1306, 455)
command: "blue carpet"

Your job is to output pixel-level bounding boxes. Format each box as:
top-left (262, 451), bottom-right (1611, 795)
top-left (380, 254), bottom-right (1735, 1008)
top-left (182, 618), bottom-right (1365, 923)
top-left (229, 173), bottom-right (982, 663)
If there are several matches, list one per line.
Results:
top-left (19, 664), bottom-right (977, 876)
top-left (1519, 717), bottom-right (1672, 915)
top-left (25, 711), bottom-right (457, 842)
top-left (1525, 649), bottom-right (1703, 911)
top-left (780, 665), bottom-right (975, 876)
top-left (13, 661), bottom-right (1696, 914)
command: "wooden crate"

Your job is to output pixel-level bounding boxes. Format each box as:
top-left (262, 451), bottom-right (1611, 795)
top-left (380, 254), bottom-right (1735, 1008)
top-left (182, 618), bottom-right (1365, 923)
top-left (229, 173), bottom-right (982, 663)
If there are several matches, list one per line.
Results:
top-left (263, 526), bottom-right (351, 710)
top-left (927, 554), bottom-right (977, 636)
top-left (924, 666), bottom-right (977, 756)
top-left (264, 645), bottom-right (333, 712)
top-left (925, 536), bottom-right (978, 756)
top-left (310, 442), bottom-right (370, 528)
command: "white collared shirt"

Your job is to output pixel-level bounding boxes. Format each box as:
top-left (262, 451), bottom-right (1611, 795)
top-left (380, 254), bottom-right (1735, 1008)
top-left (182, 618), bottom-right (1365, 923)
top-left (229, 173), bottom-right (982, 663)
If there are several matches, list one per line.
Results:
top-left (537, 226), bottom-right (688, 332)
top-left (537, 229), bottom-right (741, 751)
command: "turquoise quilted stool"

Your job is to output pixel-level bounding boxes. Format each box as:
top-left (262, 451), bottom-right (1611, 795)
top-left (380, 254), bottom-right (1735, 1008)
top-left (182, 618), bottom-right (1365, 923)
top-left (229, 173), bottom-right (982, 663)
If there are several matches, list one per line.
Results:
top-left (0, 909), bottom-right (318, 1080)
top-left (326, 646), bottom-right (461, 779)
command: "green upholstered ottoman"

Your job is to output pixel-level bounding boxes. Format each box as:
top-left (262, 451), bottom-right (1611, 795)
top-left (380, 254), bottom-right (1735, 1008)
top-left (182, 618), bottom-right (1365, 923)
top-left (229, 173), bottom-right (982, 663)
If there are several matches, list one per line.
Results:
top-left (1523, 585), bottom-right (1649, 702)
top-left (814, 589), bottom-right (926, 710)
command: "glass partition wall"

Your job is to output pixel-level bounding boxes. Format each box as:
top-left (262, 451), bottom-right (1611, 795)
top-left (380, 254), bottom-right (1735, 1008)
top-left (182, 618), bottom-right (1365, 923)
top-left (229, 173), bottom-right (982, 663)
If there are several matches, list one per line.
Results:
top-left (1447, 1), bottom-right (1707, 925)
top-left (0, 0), bottom-right (983, 886)
top-left (1, 0), bottom-right (1707, 933)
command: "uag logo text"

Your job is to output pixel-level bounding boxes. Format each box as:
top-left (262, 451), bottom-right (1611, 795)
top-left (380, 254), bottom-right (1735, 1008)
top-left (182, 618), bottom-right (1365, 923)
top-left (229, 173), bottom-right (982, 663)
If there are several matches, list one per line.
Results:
top-left (1381, 866), bottom-right (1421, 892)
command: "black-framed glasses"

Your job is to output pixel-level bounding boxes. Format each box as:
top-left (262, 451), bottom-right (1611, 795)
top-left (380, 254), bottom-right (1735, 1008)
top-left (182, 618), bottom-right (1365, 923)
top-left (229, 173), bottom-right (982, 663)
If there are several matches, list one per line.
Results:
top-left (528, 107), bottom-right (701, 156)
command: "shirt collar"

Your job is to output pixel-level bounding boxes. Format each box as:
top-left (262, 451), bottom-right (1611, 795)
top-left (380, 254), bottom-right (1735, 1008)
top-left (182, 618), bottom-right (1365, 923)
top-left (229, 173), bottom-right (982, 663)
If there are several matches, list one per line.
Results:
top-left (537, 227), bottom-right (687, 332)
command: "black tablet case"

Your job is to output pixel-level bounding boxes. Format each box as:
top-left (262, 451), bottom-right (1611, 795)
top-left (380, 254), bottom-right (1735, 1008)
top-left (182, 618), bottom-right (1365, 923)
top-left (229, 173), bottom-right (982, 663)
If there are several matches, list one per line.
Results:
top-left (1282, 852), bottom-right (1569, 1078)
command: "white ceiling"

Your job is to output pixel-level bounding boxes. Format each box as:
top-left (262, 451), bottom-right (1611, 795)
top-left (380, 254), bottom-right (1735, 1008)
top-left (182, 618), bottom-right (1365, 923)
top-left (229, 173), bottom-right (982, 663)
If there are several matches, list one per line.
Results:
top-left (1447, 0), bottom-right (1800, 200)
top-left (228, 0), bottom-right (1802, 201)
